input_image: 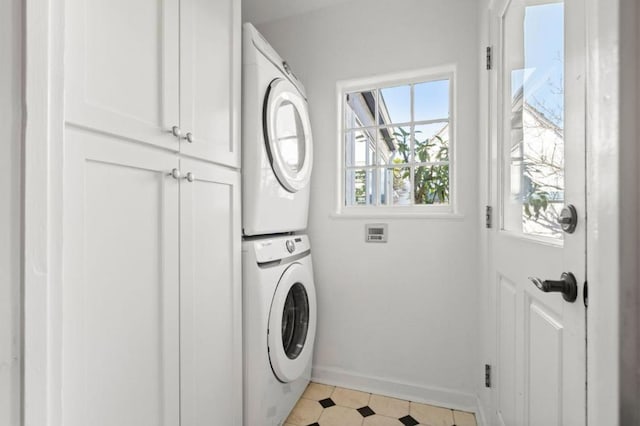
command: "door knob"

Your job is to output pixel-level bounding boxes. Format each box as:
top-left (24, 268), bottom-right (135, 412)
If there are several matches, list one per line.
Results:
top-left (185, 172), bottom-right (195, 182)
top-left (528, 272), bottom-right (578, 302)
top-left (171, 126), bottom-right (182, 138)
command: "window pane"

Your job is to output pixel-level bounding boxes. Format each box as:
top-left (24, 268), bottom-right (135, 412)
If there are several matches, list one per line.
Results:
top-left (502, 0), bottom-right (564, 240)
top-left (345, 129), bottom-right (376, 167)
top-left (345, 90), bottom-right (377, 129)
top-left (414, 165), bottom-right (449, 205)
top-left (414, 80), bottom-right (449, 121)
top-left (345, 168), bottom-right (375, 206)
top-left (380, 167), bottom-right (411, 206)
top-left (379, 85), bottom-right (411, 124)
top-left (414, 122), bottom-right (449, 162)
top-left (377, 126), bottom-right (410, 165)
top-left (275, 100), bottom-right (306, 172)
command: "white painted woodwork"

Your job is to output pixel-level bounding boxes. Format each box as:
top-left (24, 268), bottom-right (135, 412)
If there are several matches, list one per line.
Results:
top-left (62, 130), bottom-right (180, 426)
top-left (179, 0), bottom-right (240, 167)
top-left (0, 0), bottom-right (22, 422)
top-left (490, 0), bottom-right (587, 425)
top-left (179, 159), bottom-right (242, 426)
top-left (65, 0), bottom-right (180, 149)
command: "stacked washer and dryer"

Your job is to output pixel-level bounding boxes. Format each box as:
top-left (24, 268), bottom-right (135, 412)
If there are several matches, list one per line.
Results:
top-left (241, 23), bottom-right (317, 426)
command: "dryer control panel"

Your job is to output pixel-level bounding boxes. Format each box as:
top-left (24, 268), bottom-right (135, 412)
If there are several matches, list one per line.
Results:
top-left (253, 235), bottom-right (310, 264)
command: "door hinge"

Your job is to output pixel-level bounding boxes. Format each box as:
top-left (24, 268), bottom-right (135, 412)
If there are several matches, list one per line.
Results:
top-left (485, 205), bottom-right (493, 228)
top-left (485, 364), bottom-right (492, 388)
top-left (486, 46), bottom-right (492, 70)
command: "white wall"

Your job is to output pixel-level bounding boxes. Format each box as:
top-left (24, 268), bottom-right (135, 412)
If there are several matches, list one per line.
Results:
top-left (0, 0), bottom-right (23, 424)
top-left (255, 0), bottom-right (481, 409)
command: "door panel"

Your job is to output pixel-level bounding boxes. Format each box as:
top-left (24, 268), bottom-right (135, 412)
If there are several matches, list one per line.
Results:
top-left (527, 301), bottom-right (562, 426)
top-left (491, 0), bottom-right (586, 424)
top-left (179, 159), bottom-right (241, 425)
top-left (63, 129), bottom-right (179, 426)
top-left (179, 0), bottom-right (240, 166)
top-left (65, 0), bottom-right (179, 149)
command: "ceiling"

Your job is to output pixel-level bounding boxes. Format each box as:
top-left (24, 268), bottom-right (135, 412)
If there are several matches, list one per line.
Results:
top-left (242, 0), bottom-right (357, 25)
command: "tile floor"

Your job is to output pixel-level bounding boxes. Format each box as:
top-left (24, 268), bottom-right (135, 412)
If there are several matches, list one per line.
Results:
top-left (284, 382), bottom-right (477, 426)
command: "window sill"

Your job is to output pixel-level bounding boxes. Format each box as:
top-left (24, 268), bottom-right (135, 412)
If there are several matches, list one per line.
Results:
top-left (330, 209), bottom-right (465, 221)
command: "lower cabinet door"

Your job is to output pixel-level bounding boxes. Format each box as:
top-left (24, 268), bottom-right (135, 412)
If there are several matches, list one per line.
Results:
top-left (62, 129), bottom-right (180, 426)
top-left (179, 158), bottom-right (242, 426)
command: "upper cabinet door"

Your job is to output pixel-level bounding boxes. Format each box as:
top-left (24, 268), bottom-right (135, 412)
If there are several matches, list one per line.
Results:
top-left (179, 0), bottom-right (241, 167)
top-left (65, 0), bottom-right (180, 150)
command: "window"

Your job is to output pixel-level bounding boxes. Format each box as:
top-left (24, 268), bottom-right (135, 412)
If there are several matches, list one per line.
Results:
top-left (340, 70), bottom-right (454, 214)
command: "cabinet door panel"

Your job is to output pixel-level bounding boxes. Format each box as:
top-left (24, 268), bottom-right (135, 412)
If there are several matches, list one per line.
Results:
top-left (179, 0), bottom-right (240, 166)
top-left (63, 129), bottom-right (179, 426)
top-left (180, 159), bottom-right (241, 425)
top-left (65, 0), bottom-right (179, 149)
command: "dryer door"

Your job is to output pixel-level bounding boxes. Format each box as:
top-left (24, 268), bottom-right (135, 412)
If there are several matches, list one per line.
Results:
top-left (268, 262), bottom-right (317, 383)
top-left (264, 78), bottom-right (313, 193)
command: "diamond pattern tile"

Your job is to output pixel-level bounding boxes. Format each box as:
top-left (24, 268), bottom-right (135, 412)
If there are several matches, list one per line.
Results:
top-left (284, 382), bottom-right (477, 426)
top-left (399, 414), bottom-right (420, 426)
top-left (318, 398), bottom-right (336, 409)
top-left (357, 406), bottom-right (376, 417)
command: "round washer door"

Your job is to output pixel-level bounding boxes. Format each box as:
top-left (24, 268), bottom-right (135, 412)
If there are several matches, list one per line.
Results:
top-left (264, 78), bottom-right (313, 193)
top-left (268, 262), bottom-right (317, 383)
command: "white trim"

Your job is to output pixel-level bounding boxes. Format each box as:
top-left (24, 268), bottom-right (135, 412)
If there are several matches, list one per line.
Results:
top-left (24, 0), bottom-right (65, 424)
top-left (329, 211), bottom-right (464, 221)
top-left (311, 365), bottom-right (478, 413)
top-left (335, 65), bottom-right (458, 216)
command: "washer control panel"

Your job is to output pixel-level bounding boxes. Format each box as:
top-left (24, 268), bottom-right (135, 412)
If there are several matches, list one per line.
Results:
top-left (253, 235), bottom-right (310, 263)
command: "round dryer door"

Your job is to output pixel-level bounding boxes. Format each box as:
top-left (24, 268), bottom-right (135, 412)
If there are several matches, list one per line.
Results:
top-left (264, 78), bottom-right (313, 193)
top-left (268, 262), bottom-right (317, 383)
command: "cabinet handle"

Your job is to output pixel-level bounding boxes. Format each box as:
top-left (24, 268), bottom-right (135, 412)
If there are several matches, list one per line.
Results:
top-left (183, 132), bottom-right (194, 143)
top-left (185, 172), bottom-right (195, 182)
top-left (170, 168), bottom-right (181, 179)
top-left (171, 126), bottom-right (182, 138)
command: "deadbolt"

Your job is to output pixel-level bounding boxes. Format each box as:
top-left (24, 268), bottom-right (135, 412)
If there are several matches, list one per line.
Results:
top-left (557, 204), bottom-right (578, 234)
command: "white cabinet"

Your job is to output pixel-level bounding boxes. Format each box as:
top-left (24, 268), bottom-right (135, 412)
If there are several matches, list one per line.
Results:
top-left (179, 0), bottom-right (241, 166)
top-left (62, 130), bottom-right (181, 426)
top-left (179, 159), bottom-right (242, 426)
top-left (65, 0), bottom-right (180, 150)
top-left (65, 0), bottom-right (240, 167)
top-left (62, 130), bottom-right (242, 426)
top-left (62, 0), bottom-right (242, 419)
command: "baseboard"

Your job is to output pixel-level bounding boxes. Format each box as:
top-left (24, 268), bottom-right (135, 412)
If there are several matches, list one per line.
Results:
top-left (311, 365), bottom-right (478, 413)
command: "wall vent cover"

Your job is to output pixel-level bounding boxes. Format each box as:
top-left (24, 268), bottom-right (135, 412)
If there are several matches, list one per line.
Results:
top-left (365, 223), bottom-right (388, 243)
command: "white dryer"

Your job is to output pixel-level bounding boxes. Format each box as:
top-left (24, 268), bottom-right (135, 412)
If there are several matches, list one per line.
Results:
top-left (242, 23), bottom-right (313, 236)
top-left (243, 234), bottom-right (317, 426)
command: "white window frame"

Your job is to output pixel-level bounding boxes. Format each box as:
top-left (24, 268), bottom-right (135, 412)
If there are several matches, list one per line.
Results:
top-left (335, 65), bottom-right (460, 218)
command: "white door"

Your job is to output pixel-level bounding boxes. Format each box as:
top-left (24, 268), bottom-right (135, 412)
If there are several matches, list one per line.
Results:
top-left (179, 159), bottom-right (242, 426)
top-left (65, 0), bottom-right (180, 150)
top-left (263, 79), bottom-right (314, 192)
top-left (490, 0), bottom-right (586, 425)
top-left (268, 262), bottom-right (317, 383)
top-left (179, 0), bottom-right (240, 167)
top-left (62, 129), bottom-right (180, 426)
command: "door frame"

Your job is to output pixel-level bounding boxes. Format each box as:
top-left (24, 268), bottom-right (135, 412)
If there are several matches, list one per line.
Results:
top-left (479, 0), bottom-right (639, 425)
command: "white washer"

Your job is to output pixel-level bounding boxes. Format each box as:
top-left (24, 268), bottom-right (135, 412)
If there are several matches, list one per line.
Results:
top-left (242, 23), bottom-right (313, 236)
top-left (243, 234), bottom-right (317, 426)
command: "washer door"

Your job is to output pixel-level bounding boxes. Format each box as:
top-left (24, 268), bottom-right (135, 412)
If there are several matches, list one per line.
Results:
top-left (268, 262), bottom-right (317, 383)
top-left (263, 78), bottom-right (313, 193)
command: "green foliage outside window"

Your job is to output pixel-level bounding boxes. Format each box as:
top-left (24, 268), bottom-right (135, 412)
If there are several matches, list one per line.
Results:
top-left (393, 128), bottom-right (450, 205)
